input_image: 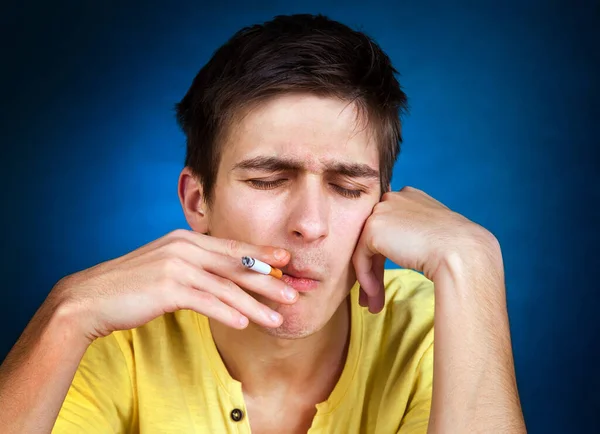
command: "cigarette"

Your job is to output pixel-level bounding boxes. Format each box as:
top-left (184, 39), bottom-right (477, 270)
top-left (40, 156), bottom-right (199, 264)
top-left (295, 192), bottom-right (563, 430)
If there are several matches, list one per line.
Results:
top-left (241, 256), bottom-right (283, 279)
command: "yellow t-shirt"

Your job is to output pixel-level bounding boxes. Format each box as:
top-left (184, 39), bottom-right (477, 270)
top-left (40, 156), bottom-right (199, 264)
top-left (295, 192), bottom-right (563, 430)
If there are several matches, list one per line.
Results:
top-left (53, 269), bottom-right (434, 433)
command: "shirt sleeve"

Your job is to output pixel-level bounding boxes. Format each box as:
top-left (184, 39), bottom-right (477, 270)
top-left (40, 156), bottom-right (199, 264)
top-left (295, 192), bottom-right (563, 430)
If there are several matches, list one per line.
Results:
top-left (397, 341), bottom-right (433, 434)
top-left (52, 333), bottom-right (135, 433)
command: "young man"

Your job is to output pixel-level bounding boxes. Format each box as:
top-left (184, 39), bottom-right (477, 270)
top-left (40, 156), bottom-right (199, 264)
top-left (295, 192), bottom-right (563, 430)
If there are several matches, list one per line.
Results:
top-left (0, 14), bottom-right (526, 433)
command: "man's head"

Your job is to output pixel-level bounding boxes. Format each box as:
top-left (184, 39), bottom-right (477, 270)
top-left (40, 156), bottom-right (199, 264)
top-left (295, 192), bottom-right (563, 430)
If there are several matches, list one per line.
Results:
top-left (176, 14), bottom-right (408, 338)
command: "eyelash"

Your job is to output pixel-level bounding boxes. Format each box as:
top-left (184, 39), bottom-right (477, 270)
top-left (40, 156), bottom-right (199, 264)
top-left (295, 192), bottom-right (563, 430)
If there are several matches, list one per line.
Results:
top-left (247, 179), bottom-right (363, 198)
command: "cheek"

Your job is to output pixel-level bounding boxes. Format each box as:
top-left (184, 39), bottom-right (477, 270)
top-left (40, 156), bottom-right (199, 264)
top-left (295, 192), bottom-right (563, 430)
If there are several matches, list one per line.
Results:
top-left (210, 188), bottom-right (284, 244)
top-left (330, 206), bottom-right (373, 261)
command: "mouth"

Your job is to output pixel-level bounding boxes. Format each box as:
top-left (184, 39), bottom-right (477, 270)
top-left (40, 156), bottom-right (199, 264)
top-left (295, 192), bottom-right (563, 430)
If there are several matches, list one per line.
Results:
top-left (280, 269), bottom-right (320, 293)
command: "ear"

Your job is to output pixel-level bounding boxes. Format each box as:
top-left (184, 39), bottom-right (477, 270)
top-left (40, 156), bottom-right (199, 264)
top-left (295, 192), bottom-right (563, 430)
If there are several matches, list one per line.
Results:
top-left (178, 166), bottom-right (209, 233)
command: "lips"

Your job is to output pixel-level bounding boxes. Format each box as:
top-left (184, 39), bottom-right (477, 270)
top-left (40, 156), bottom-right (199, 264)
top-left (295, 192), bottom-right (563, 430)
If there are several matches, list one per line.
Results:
top-left (280, 267), bottom-right (320, 293)
top-left (281, 274), bottom-right (319, 292)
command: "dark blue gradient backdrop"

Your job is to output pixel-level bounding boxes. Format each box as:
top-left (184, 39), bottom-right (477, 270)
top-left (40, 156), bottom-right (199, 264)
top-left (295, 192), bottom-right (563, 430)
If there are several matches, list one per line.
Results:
top-left (1, 1), bottom-right (598, 432)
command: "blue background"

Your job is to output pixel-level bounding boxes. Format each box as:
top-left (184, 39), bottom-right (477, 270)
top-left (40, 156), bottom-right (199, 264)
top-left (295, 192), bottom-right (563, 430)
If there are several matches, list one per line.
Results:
top-left (1, 1), bottom-right (598, 432)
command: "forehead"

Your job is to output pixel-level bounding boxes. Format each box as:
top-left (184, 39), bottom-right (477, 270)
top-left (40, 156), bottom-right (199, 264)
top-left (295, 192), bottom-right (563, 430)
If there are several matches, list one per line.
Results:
top-left (220, 94), bottom-right (379, 171)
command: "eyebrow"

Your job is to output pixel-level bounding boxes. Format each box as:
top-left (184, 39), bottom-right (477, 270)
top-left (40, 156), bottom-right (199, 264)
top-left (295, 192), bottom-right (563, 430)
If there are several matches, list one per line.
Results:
top-left (232, 156), bottom-right (380, 179)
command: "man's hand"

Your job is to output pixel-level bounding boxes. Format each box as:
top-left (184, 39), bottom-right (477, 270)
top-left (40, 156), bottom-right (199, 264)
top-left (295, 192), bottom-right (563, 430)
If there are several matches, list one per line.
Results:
top-left (352, 186), bottom-right (494, 313)
top-left (52, 228), bottom-right (299, 342)
top-left (0, 229), bottom-right (299, 434)
top-left (351, 186), bottom-right (526, 433)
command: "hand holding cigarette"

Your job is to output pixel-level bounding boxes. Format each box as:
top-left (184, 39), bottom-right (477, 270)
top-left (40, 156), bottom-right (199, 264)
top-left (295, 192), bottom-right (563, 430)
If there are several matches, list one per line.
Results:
top-left (43, 230), bottom-right (298, 342)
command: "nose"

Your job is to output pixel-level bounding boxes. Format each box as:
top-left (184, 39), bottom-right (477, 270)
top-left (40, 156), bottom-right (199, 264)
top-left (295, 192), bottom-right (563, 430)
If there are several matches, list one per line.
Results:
top-left (287, 179), bottom-right (330, 243)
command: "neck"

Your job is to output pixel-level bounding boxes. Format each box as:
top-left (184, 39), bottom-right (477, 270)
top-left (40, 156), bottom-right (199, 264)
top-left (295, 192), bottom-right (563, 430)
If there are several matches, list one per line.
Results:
top-left (209, 295), bottom-right (351, 402)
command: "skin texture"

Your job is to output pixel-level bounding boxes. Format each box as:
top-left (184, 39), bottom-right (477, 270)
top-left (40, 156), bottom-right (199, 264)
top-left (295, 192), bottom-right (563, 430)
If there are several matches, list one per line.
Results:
top-left (199, 94), bottom-right (381, 338)
top-left (0, 93), bottom-right (526, 434)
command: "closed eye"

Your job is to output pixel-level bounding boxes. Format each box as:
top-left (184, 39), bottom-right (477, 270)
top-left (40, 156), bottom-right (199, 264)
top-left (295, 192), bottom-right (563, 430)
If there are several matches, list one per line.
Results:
top-left (247, 179), bottom-right (363, 198)
top-left (247, 179), bottom-right (287, 189)
top-left (330, 184), bottom-right (363, 198)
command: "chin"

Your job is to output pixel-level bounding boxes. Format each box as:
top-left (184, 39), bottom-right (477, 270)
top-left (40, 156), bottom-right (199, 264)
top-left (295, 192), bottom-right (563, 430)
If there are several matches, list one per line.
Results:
top-left (259, 325), bottom-right (315, 340)
top-left (250, 280), bottom-right (352, 340)
top-left (257, 306), bottom-right (328, 340)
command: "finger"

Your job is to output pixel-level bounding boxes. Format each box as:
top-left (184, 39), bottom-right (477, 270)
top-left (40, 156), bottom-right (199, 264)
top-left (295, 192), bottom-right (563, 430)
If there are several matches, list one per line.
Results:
top-left (204, 252), bottom-right (298, 304)
top-left (358, 286), bottom-right (368, 307)
top-left (203, 272), bottom-right (285, 328)
top-left (400, 186), bottom-right (449, 209)
top-left (366, 254), bottom-right (386, 314)
top-left (180, 230), bottom-right (291, 267)
top-left (352, 231), bottom-right (380, 301)
top-left (173, 243), bottom-right (298, 305)
top-left (174, 285), bottom-right (249, 329)
top-left (177, 263), bottom-right (284, 328)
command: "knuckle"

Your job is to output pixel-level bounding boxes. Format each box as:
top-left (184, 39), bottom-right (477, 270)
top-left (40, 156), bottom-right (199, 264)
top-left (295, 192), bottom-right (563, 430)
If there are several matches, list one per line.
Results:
top-left (399, 185), bottom-right (419, 195)
top-left (166, 228), bottom-right (185, 240)
top-left (380, 191), bottom-right (394, 202)
top-left (372, 201), bottom-right (386, 215)
top-left (159, 243), bottom-right (178, 260)
top-left (194, 290), bottom-right (210, 303)
top-left (167, 229), bottom-right (193, 244)
top-left (163, 238), bottom-right (191, 257)
top-left (160, 255), bottom-right (186, 277)
top-left (368, 233), bottom-right (380, 254)
top-left (195, 290), bottom-right (217, 307)
top-left (217, 277), bottom-right (239, 301)
top-left (171, 228), bottom-right (190, 238)
top-left (218, 287), bottom-right (235, 306)
top-left (226, 238), bottom-right (241, 257)
top-left (224, 278), bottom-right (239, 294)
top-left (364, 214), bottom-right (379, 232)
top-left (363, 219), bottom-right (381, 250)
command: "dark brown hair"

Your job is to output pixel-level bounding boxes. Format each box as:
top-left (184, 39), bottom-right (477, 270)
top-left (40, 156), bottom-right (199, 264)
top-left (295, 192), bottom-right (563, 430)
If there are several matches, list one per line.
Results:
top-left (175, 13), bottom-right (408, 206)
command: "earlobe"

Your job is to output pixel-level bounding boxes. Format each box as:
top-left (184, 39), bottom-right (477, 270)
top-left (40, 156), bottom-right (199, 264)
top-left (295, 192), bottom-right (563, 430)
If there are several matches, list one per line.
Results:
top-left (178, 167), bottom-right (209, 233)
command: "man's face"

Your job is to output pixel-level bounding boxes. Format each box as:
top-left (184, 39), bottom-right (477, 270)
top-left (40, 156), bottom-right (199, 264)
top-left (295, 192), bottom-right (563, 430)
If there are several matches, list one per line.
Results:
top-left (207, 93), bottom-right (381, 339)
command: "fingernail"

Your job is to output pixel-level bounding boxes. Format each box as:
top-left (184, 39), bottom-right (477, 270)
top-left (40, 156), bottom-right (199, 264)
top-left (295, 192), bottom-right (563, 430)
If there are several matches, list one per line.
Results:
top-left (274, 249), bottom-right (287, 260)
top-left (269, 311), bottom-right (282, 324)
top-left (283, 286), bottom-right (298, 301)
top-left (239, 316), bottom-right (249, 328)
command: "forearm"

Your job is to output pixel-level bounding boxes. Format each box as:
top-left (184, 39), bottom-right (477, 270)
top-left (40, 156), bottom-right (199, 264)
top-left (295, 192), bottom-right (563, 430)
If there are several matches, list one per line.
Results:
top-left (0, 300), bottom-right (91, 433)
top-left (428, 240), bottom-right (526, 433)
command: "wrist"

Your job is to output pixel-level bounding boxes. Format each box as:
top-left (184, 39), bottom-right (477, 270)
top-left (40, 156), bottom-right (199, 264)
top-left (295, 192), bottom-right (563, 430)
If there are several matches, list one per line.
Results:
top-left (432, 230), bottom-right (505, 302)
top-left (49, 301), bottom-right (95, 350)
top-left (46, 279), bottom-right (97, 350)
